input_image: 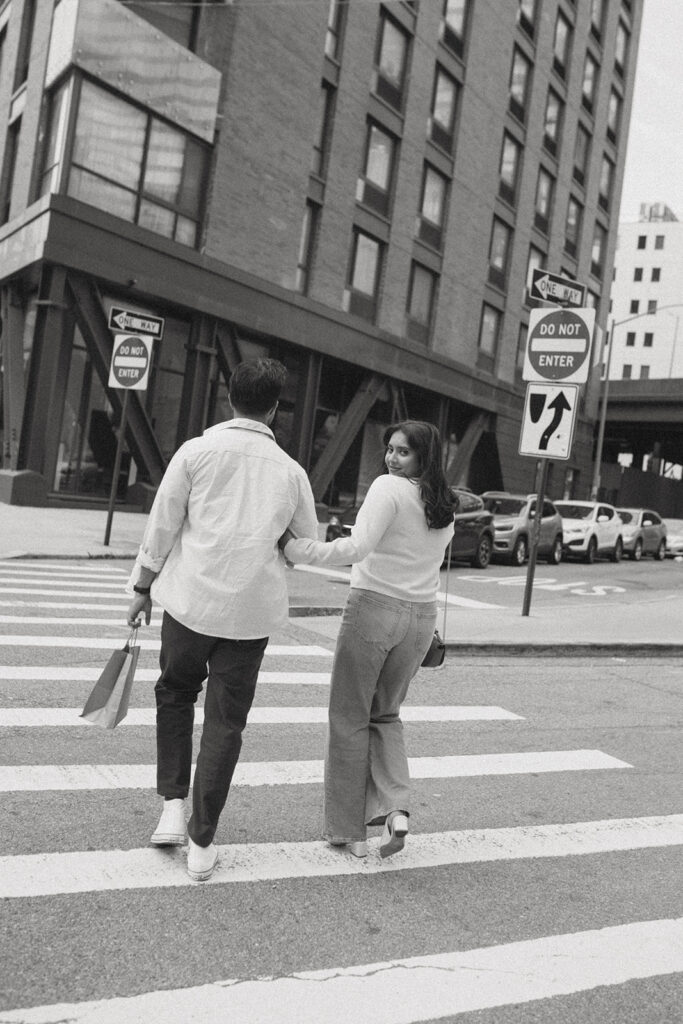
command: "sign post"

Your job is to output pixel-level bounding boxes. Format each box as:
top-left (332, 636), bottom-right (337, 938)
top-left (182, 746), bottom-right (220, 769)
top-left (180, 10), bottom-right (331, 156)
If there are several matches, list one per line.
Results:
top-left (520, 304), bottom-right (593, 615)
top-left (103, 321), bottom-right (160, 546)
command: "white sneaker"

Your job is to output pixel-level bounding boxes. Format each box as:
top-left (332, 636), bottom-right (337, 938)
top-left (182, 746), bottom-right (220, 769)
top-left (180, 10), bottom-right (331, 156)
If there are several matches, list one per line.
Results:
top-left (150, 798), bottom-right (187, 846)
top-left (187, 838), bottom-right (219, 881)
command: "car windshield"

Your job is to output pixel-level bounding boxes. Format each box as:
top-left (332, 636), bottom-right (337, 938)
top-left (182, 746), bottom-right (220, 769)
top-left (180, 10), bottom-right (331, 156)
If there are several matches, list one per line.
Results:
top-left (483, 498), bottom-right (526, 515)
top-left (555, 503), bottom-right (594, 520)
top-left (617, 511), bottom-right (634, 524)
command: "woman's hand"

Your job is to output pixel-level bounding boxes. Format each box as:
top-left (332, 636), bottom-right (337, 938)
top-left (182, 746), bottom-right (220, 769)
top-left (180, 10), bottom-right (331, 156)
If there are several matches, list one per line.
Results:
top-left (278, 527), bottom-right (296, 551)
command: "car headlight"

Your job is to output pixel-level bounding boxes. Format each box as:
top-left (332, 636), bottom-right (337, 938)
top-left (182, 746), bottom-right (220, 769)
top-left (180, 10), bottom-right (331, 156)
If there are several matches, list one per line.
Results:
top-left (565, 524), bottom-right (588, 535)
top-left (495, 524), bottom-right (514, 533)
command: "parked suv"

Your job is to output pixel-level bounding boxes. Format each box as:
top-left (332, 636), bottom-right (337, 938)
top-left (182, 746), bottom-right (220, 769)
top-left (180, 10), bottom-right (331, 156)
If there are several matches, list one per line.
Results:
top-left (480, 492), bottom-right (563, 565)
top-left (554, 501), bottom-right (623, 563)
top-left (616, 508), bottom-right (667, 561)
top-left (326, 487), bottom-right (495, 568)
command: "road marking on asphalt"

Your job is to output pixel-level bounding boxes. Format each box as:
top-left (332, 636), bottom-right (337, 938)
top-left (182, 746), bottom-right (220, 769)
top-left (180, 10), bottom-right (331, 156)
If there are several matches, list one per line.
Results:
top-left (0, 750), bottom-right (631, 791)
top-left (2, 917), bottom-right (682, 1023)
top-left (0, 705), bottom-right (523, 727)
top-left (0, 568), bottom-right (130, 581)
top-left (293, 565), bottom-right (503, 609)
top-left (0, 576), bottom-right (126, 589)
top-left (0, 561), bottom-right (126, 574)
top-left (0, 636), bottom-right (331, 655)
top-left (0, 815), bottom-right (679, 899)
top-left (0, 667), bottom-right (332, 683)
top-left (0, 587), bottom-right (132, 599)
top-left (0, 615), bottom-right (164, 626)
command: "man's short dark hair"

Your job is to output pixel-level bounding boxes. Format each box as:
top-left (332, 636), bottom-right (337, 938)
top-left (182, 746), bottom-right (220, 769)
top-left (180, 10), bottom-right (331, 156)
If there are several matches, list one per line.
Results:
top-left (229, 358), bottom-right (287, 414)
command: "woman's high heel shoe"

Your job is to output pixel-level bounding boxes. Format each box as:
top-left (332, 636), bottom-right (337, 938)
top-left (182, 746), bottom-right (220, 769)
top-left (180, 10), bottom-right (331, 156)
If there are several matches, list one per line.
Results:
top-left (379, 813), bottom-right (408, 859)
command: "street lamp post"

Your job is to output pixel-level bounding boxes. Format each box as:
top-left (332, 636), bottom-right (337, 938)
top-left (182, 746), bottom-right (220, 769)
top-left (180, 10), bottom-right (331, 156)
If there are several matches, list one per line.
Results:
top-left (590, 303), bottom-right (683, 501)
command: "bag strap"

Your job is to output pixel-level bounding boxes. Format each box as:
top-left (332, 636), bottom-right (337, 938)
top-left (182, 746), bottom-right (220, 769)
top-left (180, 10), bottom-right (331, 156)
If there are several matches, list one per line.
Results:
top-left (441, 536), bottom-right (453, 641)
top-left (125, 626), bottom-right (139, 650)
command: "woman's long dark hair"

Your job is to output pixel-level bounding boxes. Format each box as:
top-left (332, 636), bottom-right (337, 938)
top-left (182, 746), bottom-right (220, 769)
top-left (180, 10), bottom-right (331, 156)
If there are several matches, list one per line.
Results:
top-left (383, 420), bottom-right (457, 529)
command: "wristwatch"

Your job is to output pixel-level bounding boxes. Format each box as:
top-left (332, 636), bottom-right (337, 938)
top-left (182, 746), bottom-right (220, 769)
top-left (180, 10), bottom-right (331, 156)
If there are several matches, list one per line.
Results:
top-left (133, 584), bottom-right (151, 595)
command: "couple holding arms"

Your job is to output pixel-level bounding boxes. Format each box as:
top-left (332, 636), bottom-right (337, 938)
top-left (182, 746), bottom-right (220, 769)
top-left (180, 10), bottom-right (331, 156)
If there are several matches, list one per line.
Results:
top-left (126, 358), bottom-right (456, 881)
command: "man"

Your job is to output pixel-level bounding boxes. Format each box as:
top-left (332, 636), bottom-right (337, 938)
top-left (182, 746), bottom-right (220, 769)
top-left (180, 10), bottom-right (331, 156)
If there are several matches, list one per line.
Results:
top-left (126, 358), bottom-right (318, 881)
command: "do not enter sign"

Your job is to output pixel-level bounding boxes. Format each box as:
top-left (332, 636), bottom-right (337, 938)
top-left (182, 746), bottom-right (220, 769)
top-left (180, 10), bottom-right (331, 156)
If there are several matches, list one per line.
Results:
top-left (107, 333), bottom-right (154, 391)
top-left (523, 307), bottom-right (595, 384)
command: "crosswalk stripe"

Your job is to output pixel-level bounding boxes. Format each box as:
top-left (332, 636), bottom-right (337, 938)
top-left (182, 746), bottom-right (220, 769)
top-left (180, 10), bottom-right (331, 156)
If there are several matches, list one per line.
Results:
top-left (0, 576), bottom-right (125, 589)
top-left (0, 667), bottom-right (331, 683)
top-left (0, 586), bottom-right (132, 599)
top-left (1, 814), bottom-right (680, 899)
top-left (0, 705), bottom-right (523, 727)
top-left (0, 636), bottom-right (331, 655)
top-left (0, 750), bottom-right (631, 792)
top-left (0, 568), bottom-right (130, 581)
top-left (0, 561), bottom-right (126, 574)
top-left (3, 917), bottom-right (682, 1023)
top-left (0, 615), bottom-right (164, 626)
top-left (292, 565), bottom-right (503, 609)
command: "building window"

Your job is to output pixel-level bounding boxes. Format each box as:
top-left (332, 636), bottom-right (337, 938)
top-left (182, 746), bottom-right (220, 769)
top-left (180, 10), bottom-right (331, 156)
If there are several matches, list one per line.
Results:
top-left (598, 155), bottom-right (614, 211)
top-left (488, 218), bottom-right (512, 290)
top-left (573, 123), bottom-right (591, 186)
top-left (526, 244), bottom-right (545, 297)
top-left (543, 89), bottom-right (564, 156)
top-left (517, 0), bottom-right (537, 39)
top-left (430, 67), bottom-right (458, 151)
top-left (442, 0), bottom-right (469, 58)
top-left (639, 365), bottom-right (650, 380)
top-left (407, 262), bottom-right (438, 343)
top-left (633, 267), bottom-right (643, 282)
top-left (644, 332), bottom-right (654, 347)
top-left (357, 122), bottom-right (396, 217)
top-left (325, 0), bottom-right (347, 60)
top-left (626, 332), bottom-right (635, 347)
top-left (418, 164), bottom-right (448, 249)
top-left (14, 0), bottom-right (36, 88)
top-left (622, 364), bottom-right (632, 379)
top-left (586, 289), bottom-right (600, 309)
top-left (0, 118), bottom-right (21, 225)
top-left (516, 321), bottom-right (528, 376)
top-left (509, 48), bottom-right (532, 123)
top-left (637, 234), bottom-right (646, 249)
top-left (648, 299), bottom-right (657, 314)
top-left (478, 304), bottom-right (501, 369)
top-left (346, 229), bottom-right (382, 321)
top-left (295, 201), bottom-right (319, 294)
top-left (534, 168), bottom-right (554, 234)
top-left (615, 21), bottom-right (630, 77)
top-left (65, 80), bottom-right (208, 247)
top-left (127, 0), bottom-right (199, 50)
top-left (40, 79), bottom-right (72, 197)
top-left (499, 133), bottom-right (522, 205)
top-left (582, 53), bottom-right (599, 113)
top-left (652, 267), bottom-right (661, 282)
top-left (655, 234), bottom-right (664, 249)
top-left (590, 0), bottom-right (605, 40)
top-left (630, 300), bottom-right (639, 314)
top-left (607, 89), bottom-right (622, 142)
top-left (564, 196), bottom-right (582, 258)
top-left (311, 82), bottom-right (335, 177)
top-left (374, 13), bottom-right (410, 111)
top-left (553, 12), bottom-right (572, 78)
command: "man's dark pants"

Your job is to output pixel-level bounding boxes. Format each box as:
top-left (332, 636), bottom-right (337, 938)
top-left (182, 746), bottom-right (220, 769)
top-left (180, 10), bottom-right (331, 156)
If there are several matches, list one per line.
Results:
top-left (155, 612), bottom-right (268, 847)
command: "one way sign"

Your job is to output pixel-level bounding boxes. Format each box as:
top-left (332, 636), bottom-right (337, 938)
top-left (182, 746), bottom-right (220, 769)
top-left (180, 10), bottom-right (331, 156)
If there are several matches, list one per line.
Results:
top-left (529, 268), bottom-right (585, 308)
top-left (519, 382), bottom-right (579, 460)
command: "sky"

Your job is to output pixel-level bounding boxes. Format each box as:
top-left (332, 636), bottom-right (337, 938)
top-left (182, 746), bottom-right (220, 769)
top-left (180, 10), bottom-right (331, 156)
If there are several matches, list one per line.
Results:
top-left (618, 0), bottom-right (683, 223)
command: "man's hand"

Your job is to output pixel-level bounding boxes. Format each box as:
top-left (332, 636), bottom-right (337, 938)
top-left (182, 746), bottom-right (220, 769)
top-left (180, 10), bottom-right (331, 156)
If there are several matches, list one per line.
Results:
top-left (127, 593), bottom-right (152, 628)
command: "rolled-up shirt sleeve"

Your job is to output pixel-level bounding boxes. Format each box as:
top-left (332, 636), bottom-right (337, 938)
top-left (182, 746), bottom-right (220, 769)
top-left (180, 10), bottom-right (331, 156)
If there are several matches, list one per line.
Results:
top-left (288, 469), bottom-right (319, 541)
top-left (285, 476), bottom-right (397, 566)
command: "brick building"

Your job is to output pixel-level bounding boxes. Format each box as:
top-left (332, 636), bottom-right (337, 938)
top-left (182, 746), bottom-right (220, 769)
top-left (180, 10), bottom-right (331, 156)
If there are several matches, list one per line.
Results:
top-left (0, 0), bottom-right (642, 508)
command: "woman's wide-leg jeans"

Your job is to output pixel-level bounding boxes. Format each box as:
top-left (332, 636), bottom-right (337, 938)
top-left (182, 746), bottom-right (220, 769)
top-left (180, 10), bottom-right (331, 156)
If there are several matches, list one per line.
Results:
top-left (323, 588), bottom-right (437, 844)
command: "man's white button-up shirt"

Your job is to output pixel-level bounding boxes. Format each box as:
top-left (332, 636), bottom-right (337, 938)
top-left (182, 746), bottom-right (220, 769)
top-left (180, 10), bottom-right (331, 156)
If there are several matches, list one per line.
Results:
top-left (127, 419), bottom-right (318, 638)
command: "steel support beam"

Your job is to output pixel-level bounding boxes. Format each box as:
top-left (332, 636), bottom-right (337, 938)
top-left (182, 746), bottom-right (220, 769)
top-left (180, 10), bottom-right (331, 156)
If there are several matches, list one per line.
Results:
top-left (445, 411), bottom-right (492, 486)
top-left (176, 315), bottom-right (216, 445)
top-left (67, 272), bottom-right (167, 485)
top-left (0, 284), bottom-right (26, 470)
top-left (308, 373), bottom-right (386, 501)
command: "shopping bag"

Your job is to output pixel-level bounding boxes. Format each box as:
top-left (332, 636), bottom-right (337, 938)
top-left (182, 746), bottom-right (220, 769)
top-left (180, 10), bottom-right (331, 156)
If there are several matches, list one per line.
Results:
top-left (80, 628), bottom-right (140, 729)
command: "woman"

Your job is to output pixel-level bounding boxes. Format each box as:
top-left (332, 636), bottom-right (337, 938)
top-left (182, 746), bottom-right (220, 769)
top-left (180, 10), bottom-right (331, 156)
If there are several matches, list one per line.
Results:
top-left (283, 421), bottom-right (456, 859)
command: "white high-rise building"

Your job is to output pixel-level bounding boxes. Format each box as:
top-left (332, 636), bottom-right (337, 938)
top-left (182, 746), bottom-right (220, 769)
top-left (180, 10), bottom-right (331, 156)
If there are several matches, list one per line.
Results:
top-left (609, 203), bottom-right (683, 380)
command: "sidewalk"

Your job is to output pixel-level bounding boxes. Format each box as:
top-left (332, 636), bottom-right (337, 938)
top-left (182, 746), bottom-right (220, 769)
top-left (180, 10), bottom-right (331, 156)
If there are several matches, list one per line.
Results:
top-left (1, 503), bottom-right (682, 654)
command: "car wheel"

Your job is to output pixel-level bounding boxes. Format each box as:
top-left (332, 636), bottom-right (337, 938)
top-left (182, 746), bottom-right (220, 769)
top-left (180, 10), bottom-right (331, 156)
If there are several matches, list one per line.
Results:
top-left (655, 539), bottom-right (666, 561)
top-left (511, 536), bottom-right (527, 566)
top-left (611, 537), bottom-right (623, 563)
top-left (546, 535), bottom-right (562, 565)
top-left (584, 536), bottom-right (597, 564)
top-left (471, 533), bottom-right (493, 569)
top-left (629, 538), bottom-right (643, 561)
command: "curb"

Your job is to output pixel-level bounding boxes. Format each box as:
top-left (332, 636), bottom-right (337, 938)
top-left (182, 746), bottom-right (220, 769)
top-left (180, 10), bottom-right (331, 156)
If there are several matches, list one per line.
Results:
top-left (445, 642), bottom-right (683, 657)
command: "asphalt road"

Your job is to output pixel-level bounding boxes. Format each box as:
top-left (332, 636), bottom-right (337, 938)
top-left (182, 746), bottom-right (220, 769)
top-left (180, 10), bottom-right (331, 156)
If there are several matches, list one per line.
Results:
top-left (0, 558), bottom-right (682, 1023)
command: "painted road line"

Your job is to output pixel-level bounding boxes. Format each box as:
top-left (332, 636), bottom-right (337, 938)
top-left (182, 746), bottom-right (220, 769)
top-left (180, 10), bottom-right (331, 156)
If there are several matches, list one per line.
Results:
top-left (0, 576), bottom-right (126, 589)
top-left (0, 667), bottom-right (331, 683)
top-left (0, 637), bottom-right (331, 656)
top-left (292, 565), bottom-right (503, 609)
top-left (0, 615), bottom-right (164, 626)
top-left (0, 750), bottom-right (631, 791)
top-left (2, 918), bottom-right (682, 1023)
top-left (0, 568), bottom-right (130, 581)
top-left (0, 587), bottom-right (132, 599)
top-left (0, 814), bottom-right (680, 898)
top-left (0, 561), bottom-right (126, 574)
top-left (0, 601), bottom-right (143, 611)
top-left (0, 705), bottom-right (523, 727)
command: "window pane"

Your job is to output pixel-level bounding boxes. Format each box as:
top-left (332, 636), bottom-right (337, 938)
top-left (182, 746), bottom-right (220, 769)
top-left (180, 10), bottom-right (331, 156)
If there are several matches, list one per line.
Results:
top-left (422, 166), bottom-right (446, 225)
top-left (175, 215), bottom-right (197, 247)
top-left (583, 55), bottom-right (598, 102)
top-left (615, 22), bottom-right (629, 66)
top-left (544, 91), bottom-right (562, 140)
top-left (144, 121), bottom-right (185, 205)
top-left (444, 0), bottom-right (466, 35)
top-left (490, 220), bottom-right (510, 271)
top-left (409, 264), bottom-right (435, 323)
top-left (68, 167), bottom-right (137, 221)
top-left (500, 134), bottom-right (520, 187)
top-left (608, 90), bottom-right (621, 134)
top-left (554, 14), bottom-right (570, 64)
top-left (365, 125), bottom-right (393, 190)
top-left (574, 124), bottom-right (590, 172)
top-left (592, 224), bottom-right (606, 265)
top-left (433, 70), bottom-right (456, 130)
top-left (138, 199), bottom-right (175, 238)
top-left (74, 81), bottom-right (145, 191)
top-left (566, 199), bottom-right (582, 242)
top-left (599, 156), bottom-right (613, 197)
top-left (351, 233), bottom-right (379, 295)
top-left (379, 18), bottom-right (407, 88)
top-left (536, 169), bottom-right (553, 215)
top-left (479, 305), bottom-right (500, 356)
top-left (510, 50), bottom-right (530, 105)
top-left (40, 79), bottom-right (71, 196)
